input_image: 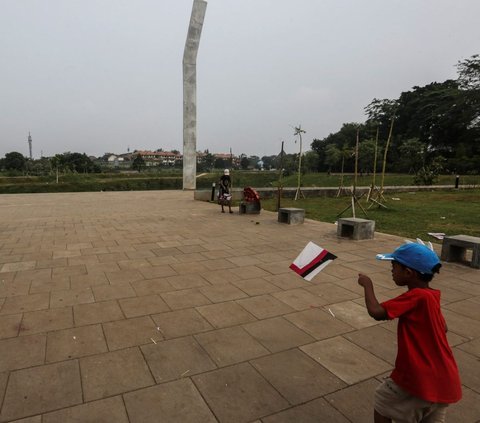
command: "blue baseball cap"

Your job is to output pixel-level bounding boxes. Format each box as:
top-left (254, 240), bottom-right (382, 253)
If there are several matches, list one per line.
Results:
top-left (376, 243), bottom-right (441, 275)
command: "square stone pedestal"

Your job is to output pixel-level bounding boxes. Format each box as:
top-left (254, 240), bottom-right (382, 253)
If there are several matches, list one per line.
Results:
top-left (441, 235), bottom-right (480, 268)
top-left (337, 218), bottom-right (375, 240)
top-left (239, 201), bottom-right (261, 215)
top-left (278, 208), bottom-right (305, 225)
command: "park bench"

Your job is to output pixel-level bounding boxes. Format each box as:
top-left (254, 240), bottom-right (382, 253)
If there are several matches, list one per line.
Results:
top-left (337, 217), bottom-right (375, 240)
top-left (441, 235), bottom-right (480, 269)
top-left (278, 208), bottom-right (305, 225)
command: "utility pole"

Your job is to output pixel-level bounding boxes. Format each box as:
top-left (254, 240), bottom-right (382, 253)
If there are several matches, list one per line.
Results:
top-left (294, 125), bottom-right (306, 200)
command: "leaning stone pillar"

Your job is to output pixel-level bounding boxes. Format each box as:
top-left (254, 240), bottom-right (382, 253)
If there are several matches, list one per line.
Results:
top-left (183, 0), bottom-right (207, 190)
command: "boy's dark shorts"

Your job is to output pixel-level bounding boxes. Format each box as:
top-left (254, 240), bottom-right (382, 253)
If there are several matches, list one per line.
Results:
top-left (375, 378), bottom-right (448, 423)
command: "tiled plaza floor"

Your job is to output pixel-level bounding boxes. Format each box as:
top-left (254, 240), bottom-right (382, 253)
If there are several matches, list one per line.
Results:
top-left (0, 190), bottom-right (478, 422)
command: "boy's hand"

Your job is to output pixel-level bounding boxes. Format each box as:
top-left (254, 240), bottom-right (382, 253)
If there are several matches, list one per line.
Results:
top-left (358, 273), bottom-right (373, 288)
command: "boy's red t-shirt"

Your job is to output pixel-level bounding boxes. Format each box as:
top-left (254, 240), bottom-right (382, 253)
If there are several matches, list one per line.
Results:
top-left (381, 288), bottom-right (462, 403)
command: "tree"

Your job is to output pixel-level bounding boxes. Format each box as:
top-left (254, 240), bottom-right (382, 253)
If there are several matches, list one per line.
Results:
top-left (4, 152), bottom-right (26, 172)
top-left (240, 156), bottom-right (249, 170)
top-left (324, 144), bottom-right (342, 171)
top-left (214, 158), bottom-right (227, 169)
top-left (132, 154), bottom-right (146, 171)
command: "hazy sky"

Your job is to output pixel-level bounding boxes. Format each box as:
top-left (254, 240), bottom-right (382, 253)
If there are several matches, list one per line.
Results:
top-left (1, 0), bottom-right (479, 159)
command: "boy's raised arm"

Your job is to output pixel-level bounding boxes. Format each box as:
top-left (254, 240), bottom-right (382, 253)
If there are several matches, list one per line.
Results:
top-left (358, 273), bottom-right (388, 321)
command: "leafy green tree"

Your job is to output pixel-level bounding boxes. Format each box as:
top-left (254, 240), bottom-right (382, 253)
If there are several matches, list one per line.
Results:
top-left (324, 144), bottom-right (342, 171)
top-left (397, 138), bottom-right (425, 173)
top-left (358, 139), bottom-right (377, 174)
top-left (240, 156), bottom-right (250, 170)
top-left (4, 152), bottom-right (26, 172)
top-left (302, 151), bottom-right (319, 173)
top-left (132, 154), bottom-right (146, 171)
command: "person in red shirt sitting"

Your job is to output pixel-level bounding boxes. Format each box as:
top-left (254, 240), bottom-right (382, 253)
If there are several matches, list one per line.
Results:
top-left (358, 241), bottom-right (462, 423)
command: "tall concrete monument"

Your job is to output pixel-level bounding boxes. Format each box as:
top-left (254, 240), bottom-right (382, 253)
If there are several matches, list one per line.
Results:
top-left (28, 132), bottom-right (33, 159)
top-left (183, 0), bottom-right (207, 190)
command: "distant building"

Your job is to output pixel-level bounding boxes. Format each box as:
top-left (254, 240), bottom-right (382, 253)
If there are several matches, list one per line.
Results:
top-left (135, 150), bottom-right (182, 167)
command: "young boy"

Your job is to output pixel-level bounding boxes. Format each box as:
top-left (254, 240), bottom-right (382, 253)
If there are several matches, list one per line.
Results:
top-left (358, 242), bottom-right (462, 423)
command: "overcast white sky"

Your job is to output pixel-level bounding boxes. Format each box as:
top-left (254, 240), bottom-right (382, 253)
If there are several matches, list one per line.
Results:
top-left (1, 0), bottom-right (479, 159)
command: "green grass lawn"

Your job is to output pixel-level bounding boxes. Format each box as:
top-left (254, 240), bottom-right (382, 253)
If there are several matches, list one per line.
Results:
top-left (261, 189), bottom-right (480, 241)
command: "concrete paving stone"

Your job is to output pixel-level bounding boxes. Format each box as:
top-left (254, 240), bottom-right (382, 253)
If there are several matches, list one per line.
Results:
top-left (328, 300), bottom-right (379, 329)
top-left (141, 336), bottom-right (216, 383)
top-left (0, 261), bottom-right (36, 273)
top-left (195, 326), bottom-right (269, 367)
top-left (226, 255), bottom-right (263, 267)
top-left (117, 258), bottom-right (152, 269)
top-left (118, 294), bottom-right (170, 318)
top-left (0, 334), bottom-right (46, 372)
top-left (67, 242), bottom-right (94, 250)
top-left (139, 265), bottom-right (178, 279)
top-left (0, 360), bottom-right (82, 422)
top-left (236, 294), bottom-right (296, 319)
top-left (125, 249), bottom-right (156, 259)
top-left (324, 378), bottom-right (379, 423)
top-left (105, 269), bottom-right (144, 285)
top-left (69, 273), bottom-right (109, 290)
top-left (0, 313), bottom-right (22, 339)
top-left (80, 347), bottom-right (154, 401)
top-left (46, 324), bottom-right (108, 362)
top-left (146, 255), bottom-right (180, 266)
top-left (52, 250), bottom-right (82, 259)
top-left (152, 308), bottom-right (213, 339)
top-left (151, 247), bottom-right (182, 257)
top-left (172, 252), bottom-right (207, 264)
top-left (304, 282), bottom-right (360, 304)
top-left (228, 265), bottom-right (271, 280)
top-left (0, 293), bottom-right (50, 315)
top-left (454, 348), bottom-right (480, 392)
top-left (0, 280), bottom-right (31, 298)
top-left (199, 283), bottom-right (248, 303)
top-left (74, 300), bottom-right (124, 326)
top-left (243, 316), bottom-right (315, 353)
top-left (457, 337), bottom-right (480, 358)
top-left (196, 301), bottom-right (257, 328)
top-left (251, 349), bottom-right (346, 405)
top-left (200, 249), bottom-right (234, 260)
top-left (447, 385), bottom-right (480, 422)
top-left (435, 286), bottom-right (473, 305)
top-left (192, 362), bottom-right (289, 423)
top-left (231, 278), bottom-right (280, 296)
top-left (342, 260), bottom-right (386, 275)
top-left (52, 264), bottom-right (87, 278)
top-left (96, 252), bottom-right (128, 263)
top-left (176, 244), bottom-right (207, 254)
top-left (20, 306), bottom-right (74, 335)
top-left (0, 255), bottom-right (22, 265)
top-left (166, 274), bottom-right (210, 290)
top-left (50, 287), bottom-right (95, 308)
top-left (85, 262), bottom-right (120, 274)
top-left (124, 378), bottom-right (216, 423)
top-left (67, 255), bottom-right (100, 266)
top-left (262, 397), bottom-right (350, 423)
top-left (34, 258), bottom-right (68, 270)
top-left (343, 325), bottom-right (398, 365)
top-left (43, 395), bottom-right (129, 423)
top-left (285, 308), bottom-right (354, 340)
top-left (103, 316), bottom-right (162, 350)
top-left (201, 258), bottom-right (238, 271)
top-left (92, 282), bottom-right (136, 302)
top-left (272, 288), bottom-right (328, 310)
top-left (264, 273), bottom-right (307, 290)
top-left (170, 261), bottom-right (210, 275)
top-left (301, 336), bottom-right (392, 385)
top-left (29, 277), bottom-right (70, 294)
top-left (14, 268), bottom-right (52, 283)
top-left (161, 288), bottom-right (211, 310)
top-left (442, 309), bottom-right (480, 339)
top-left (200, 269), bottom-right (242, 285)
top-left (80, 247), bottom-right (110, 255)
top-left (257, 260), bottom-right (293, 275)
top-left (107, 245), bottom-right (137, 254)
top-left (130, 277), bottom-right (174, 296)
top-left (6, 415), bottom-right (42, 422)
top-left (444, 298), bottom-right (480, 321)
top-left (323, 264), bottom-right (360, 279)
top-left (446, 330), bottom-right (470, 347)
